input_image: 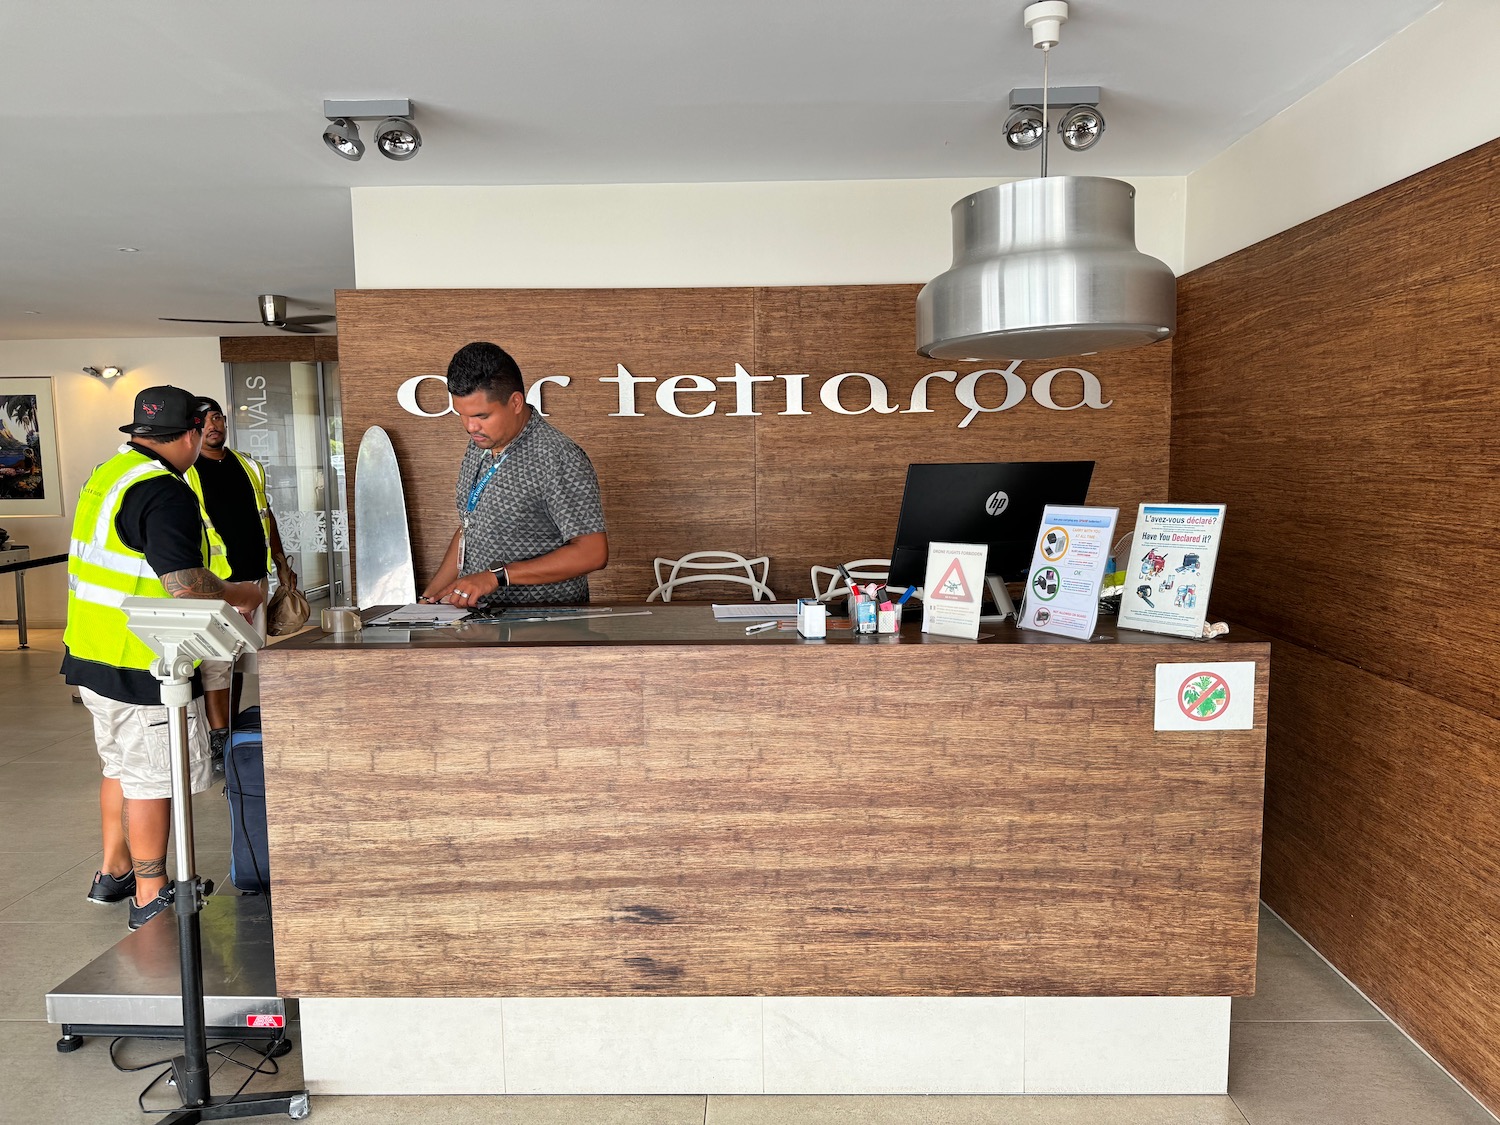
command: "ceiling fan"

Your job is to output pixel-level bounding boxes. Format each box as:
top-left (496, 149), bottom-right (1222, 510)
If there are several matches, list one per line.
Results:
top-left (159, 294), bottom-right (335, 334)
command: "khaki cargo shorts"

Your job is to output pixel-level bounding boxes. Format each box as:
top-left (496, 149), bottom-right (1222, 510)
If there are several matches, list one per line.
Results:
top-left (80, 688), bottom-right (213, 800)
top-left (201, 580), bottom-right (268, 691)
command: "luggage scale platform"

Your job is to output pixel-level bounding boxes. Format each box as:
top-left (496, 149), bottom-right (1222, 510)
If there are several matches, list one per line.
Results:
top-left (46, 892), bottom-right (292, 1049)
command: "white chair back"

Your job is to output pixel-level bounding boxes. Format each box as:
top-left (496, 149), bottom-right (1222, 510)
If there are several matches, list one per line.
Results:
top-left (648, 551), bottom-right (774, 602)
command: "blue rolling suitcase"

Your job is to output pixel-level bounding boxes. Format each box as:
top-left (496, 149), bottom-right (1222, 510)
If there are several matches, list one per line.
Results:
top-left (225, 706), bottom-right (272, 894)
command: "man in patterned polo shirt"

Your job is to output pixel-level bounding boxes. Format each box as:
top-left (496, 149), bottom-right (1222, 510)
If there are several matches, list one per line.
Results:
top-left (418, 342), bottom-right (608, 610)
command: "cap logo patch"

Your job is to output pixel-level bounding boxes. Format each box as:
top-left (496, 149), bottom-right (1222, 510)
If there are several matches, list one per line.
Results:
top-left (143, 402), bottom-right (162, 417)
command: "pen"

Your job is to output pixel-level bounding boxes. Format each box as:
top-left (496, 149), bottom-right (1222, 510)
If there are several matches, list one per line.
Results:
top-left (838, 564), bottom-right (860, 597)
top-left (895, 586), bottom-right (916, 606)
top-left (744, 621), bottom-right (778, 635)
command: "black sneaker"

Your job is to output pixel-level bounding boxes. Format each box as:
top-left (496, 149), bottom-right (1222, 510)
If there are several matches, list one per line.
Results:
top-left (210, 728), bottom-right (229, 773)
top-left (86, 869), bottom-right (136, 905)
top-left (128, 887), bottom-right (175, 931)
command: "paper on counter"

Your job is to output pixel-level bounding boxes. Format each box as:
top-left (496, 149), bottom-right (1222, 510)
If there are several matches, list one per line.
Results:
top-left (366, 603), bottom-right (471, 626)
top-left (712, 603), bottom-right (799, 619)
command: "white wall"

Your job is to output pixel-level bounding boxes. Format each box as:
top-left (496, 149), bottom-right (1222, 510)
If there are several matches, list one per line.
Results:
top-left (353, 176), bottom-right (1188, 288)
top-left (0, 338), bottom-right (224, 629)
top-left (1185, 0), bottom-right (1500, 272)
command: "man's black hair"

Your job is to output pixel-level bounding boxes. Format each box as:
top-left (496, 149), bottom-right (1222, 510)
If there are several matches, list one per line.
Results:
top-left (447, 342), bottom-right (525, 403)
top-left (133, 429), bottom-right (195, 445)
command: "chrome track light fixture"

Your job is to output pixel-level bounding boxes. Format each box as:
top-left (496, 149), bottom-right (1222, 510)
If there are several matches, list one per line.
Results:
top-left (322, 99), bottom-right (421, 162)
top-left (1003, 106), bottom-right (1045, 151)
top-left (323, 117), bottom-right (364, 161)
top-left (1005, 87), bottom-right (1106, 155)
top-left (373, 117), bottom-right (421, 160)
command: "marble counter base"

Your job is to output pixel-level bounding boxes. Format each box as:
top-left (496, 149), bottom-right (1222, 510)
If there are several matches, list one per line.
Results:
top-left (300, 995), bottom-right (1231, 1096)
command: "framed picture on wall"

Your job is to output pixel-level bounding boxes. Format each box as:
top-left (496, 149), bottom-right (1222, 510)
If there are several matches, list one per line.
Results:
top-left (0, 377), bottom-right (64, 517)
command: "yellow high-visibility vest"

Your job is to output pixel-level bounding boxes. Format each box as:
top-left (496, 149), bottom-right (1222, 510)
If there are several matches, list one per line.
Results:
top-left (63, 446), bottom-right (210, 673)
top-left (185, 448), bottom-right (271, 578)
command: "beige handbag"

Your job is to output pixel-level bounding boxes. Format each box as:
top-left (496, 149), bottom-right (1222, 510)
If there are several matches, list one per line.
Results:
top-left (266, 559), bottom-right (310, 636)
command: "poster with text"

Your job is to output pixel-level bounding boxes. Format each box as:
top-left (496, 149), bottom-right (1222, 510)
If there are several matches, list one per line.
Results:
top-left (1018, 505), bottom-right (1118, 641)
top-left (1117, 504), bottom-right (1227, 638)
top-left (0, 378), bottom-right (63, 517)
top-left (921, 541), bottom-right (987, 640)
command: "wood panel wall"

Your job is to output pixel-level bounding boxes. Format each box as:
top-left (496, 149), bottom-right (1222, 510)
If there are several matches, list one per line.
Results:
top-left (219, 336), bottom-right (339, 364)
top-left (1172, 137), bottom-right (1500, 1113)
top-left (335, 286), bottom-right (1172, 601)
top-left (259, 634), bottom-right (1268, 998)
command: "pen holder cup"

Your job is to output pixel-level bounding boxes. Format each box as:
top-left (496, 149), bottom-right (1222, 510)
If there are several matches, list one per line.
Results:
top-left (877, 603), bottom-right (902, 634)
top-left (851, 596), bottom-right (879, 635)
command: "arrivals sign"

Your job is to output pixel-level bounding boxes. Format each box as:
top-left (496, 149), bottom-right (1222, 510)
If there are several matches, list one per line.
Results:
top-left (396, 360), bottom-right (1115, 430)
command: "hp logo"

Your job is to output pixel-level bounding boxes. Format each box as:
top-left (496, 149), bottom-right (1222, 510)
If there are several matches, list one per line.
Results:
top-left (985, 491), bottom-right (1009, 516)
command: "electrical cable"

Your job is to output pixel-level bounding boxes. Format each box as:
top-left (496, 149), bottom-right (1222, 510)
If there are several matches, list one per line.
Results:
top-left (111, 1032), bottom-right (287, 1114)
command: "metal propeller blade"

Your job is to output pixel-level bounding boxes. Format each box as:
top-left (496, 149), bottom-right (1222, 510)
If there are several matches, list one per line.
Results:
top-left (159, 295), bottom-right (334, 332)
top-left (159, 317), bottom-right (261, 324)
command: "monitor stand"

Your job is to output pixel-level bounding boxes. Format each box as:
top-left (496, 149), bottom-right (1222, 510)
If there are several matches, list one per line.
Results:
top-left (984, 575), bottom-right (1018, 622)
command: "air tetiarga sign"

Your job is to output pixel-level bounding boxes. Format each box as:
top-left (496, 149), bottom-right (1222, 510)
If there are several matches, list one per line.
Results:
top-left (397, 361), bottom-right (1113, 430)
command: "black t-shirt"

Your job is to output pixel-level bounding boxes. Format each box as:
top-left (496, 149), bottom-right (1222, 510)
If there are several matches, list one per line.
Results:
top-left (192, 454), bottom-right (267, 581)
top-left (61, 444), bottom-right (207, 705)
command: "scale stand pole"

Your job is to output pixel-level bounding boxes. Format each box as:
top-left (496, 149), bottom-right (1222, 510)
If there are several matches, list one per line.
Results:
top-left (152, 643), bottom-right (309, 1123)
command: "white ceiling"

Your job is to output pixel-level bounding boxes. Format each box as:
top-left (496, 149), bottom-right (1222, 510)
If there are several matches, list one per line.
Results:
top-left (0, 0), bottom-right (1437, 341)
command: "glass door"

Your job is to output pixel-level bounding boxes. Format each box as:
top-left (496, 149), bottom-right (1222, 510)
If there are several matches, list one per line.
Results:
top-left (224, 360), bottom-right (350, 610)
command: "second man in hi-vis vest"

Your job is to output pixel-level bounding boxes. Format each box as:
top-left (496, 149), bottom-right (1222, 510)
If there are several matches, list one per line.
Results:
top-left (184, 397), bottom-right (295, 765)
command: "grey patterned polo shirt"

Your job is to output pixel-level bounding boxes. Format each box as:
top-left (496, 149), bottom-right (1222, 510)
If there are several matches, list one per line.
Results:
top-left (455, 411), bottom-right (605, 607)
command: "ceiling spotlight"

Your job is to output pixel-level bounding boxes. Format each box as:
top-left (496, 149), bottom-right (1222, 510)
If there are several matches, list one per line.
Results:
top-left (323, 118), bottom-right (364, 161)
top-left (83, 365), bottom-right (124, 380)
top-left (373, 117), bottom-right (421, 161)
top-left (321, 99), bottom-right (420, 162)
top-left (1004, 106), bottom-right (1045, 151)
top-left (1058, 103), bottom-right (1105, 151)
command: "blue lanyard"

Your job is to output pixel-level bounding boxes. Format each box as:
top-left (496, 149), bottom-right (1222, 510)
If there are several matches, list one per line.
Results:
top-left (465, 450), bottom-right (511, 514)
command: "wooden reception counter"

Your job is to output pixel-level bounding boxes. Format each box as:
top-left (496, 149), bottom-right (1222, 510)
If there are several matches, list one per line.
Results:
top-left (257, 606), bottom-right (1269, 1095)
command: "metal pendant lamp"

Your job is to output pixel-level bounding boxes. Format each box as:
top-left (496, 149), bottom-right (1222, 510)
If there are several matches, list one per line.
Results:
top-left (917, 2), bottom-right (1176, 362)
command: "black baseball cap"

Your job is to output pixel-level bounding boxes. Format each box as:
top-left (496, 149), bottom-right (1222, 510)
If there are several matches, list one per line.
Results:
top-left (194, 396), bottom-right (225, 417)
top-left (119, 386), bottom-right (207, 437)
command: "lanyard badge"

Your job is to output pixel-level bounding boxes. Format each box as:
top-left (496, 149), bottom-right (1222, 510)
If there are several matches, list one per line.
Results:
top-left (459, 449), bottom-right (511, 572)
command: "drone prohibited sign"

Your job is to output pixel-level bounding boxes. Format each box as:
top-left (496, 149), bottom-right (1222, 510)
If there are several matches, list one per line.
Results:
top-left (1153, 661), bottom-right (1256, 731)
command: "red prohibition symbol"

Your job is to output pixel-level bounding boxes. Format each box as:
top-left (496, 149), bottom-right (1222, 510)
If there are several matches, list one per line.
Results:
top-left (1179, 671), bottom-right (1230, 722)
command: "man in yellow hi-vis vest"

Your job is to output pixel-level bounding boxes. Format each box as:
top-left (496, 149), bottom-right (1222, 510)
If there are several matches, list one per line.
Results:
top-left (184, 397), bottom-right (294, 763)
top-left (62, 387), bottom-right (265, 931)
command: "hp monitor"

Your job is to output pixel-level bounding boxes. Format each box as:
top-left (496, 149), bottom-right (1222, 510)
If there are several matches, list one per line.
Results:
top-left (887, 461), bottom-right (1096, 592)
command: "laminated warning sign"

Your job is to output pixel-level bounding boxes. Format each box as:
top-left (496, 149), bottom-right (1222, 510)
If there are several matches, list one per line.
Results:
top-left (921, 542), bottom-right (987, 639)
top-left (1153, 662), bottom-right (1256, 731)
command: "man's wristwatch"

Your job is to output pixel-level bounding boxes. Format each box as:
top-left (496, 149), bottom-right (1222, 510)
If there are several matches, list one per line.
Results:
top-left (491, 564), bottom-right (509, 588)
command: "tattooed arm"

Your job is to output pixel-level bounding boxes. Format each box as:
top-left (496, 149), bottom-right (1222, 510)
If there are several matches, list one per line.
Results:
top-left (161, 568), bottom-right (265, 619)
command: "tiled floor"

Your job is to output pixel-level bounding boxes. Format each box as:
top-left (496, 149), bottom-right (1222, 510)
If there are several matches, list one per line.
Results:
top-left (2, 627), bottom-right (1494, 1125)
